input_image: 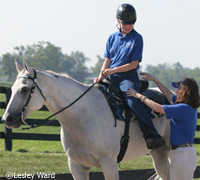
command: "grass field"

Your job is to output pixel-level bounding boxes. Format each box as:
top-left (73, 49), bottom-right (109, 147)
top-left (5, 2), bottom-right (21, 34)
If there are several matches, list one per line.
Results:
top-left (0, 92), bottom-right (200, 178)
top-left (0, 124), bottom-right (157, 177)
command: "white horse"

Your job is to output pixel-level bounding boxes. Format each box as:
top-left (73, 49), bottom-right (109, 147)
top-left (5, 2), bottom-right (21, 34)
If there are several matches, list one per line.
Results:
top-left (2, 61), bottom-right (170, 180)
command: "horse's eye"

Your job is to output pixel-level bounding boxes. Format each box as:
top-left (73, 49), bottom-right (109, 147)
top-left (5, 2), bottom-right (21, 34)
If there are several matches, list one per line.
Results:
top-left (21, 87), bottom-right (29, 94)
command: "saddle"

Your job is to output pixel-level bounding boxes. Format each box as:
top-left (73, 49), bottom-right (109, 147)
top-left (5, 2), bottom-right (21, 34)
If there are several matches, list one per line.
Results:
top-left (98, 79), bottom-right (169, 121)
top-left (99, 78), bottom-right (149, 99)
top-left (98, 79), bottom-right (150, 121)
top-left (97, 79), bottom-right (169, 163)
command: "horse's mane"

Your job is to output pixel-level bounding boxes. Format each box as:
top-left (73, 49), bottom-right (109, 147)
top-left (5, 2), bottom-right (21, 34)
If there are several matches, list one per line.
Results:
top-left (36, 68), bottom-right (86, 86)
top-left (37, 68), bottom-right (70, 78)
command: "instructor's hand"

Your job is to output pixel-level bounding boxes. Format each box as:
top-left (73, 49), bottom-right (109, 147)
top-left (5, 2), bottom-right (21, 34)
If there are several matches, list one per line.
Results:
top-left (140, 72), bottom-right (156, 82)
top-left (126, 88), bottom-right (138, 98)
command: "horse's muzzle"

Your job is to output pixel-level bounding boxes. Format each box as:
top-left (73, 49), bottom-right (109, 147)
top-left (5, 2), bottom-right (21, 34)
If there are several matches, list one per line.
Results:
top-left (2, 114), bottom-right (22, 128)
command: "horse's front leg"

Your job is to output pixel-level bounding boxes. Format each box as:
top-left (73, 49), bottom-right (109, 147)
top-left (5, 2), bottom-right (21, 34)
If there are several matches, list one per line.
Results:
top-left (100, 157), bottom-right (119, 180)
top-left (68, 158), bottom-right (90, 180)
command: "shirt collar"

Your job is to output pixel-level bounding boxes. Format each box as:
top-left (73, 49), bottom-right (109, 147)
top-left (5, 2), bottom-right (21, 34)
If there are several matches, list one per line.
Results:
top-left (118, 29), bottom-right (134, 38)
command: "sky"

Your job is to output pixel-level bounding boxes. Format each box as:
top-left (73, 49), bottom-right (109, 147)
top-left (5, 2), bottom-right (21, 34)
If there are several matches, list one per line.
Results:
top-left (0, 0), bottom-right (200, 70)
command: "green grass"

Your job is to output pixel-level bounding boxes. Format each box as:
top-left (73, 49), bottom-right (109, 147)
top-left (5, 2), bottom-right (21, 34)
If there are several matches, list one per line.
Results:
top-left (0, 135), bottom-right (155, 176)
top-left (0, 149), bottom-right (155, 177)
top-left (0, 151), bottom-right (69, 176)
top-left (0, 92), bottom-right (200, 178)
top-left (0, 81), bottom-right (12, 87)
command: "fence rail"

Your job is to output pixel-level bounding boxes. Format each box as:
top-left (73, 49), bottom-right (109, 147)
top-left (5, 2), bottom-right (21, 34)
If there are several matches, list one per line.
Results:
top-left (0, 86), bottom-right (61, 151)
top-left (1, 86), bottom-right (200, 147)
top-left (0, 86), bottom-right (200, 179)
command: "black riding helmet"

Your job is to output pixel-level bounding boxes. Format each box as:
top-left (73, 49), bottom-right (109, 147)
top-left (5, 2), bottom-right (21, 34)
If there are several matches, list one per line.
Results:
top-left (116, 4), bottom-right (136, 24)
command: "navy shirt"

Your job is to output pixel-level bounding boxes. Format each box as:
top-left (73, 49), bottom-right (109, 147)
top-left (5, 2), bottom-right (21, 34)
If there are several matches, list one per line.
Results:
top-left (104, 29), bottom-right (143, 69)
top-left (163, 95), bottom-right (197, 145)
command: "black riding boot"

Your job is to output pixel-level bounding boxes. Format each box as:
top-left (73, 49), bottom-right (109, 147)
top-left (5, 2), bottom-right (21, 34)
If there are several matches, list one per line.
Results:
top-left (138, 121), bottom-right (164, 149)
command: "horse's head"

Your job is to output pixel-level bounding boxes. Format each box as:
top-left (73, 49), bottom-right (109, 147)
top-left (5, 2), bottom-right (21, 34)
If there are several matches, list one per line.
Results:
top-left (2, 61), bottom-right (46, 128)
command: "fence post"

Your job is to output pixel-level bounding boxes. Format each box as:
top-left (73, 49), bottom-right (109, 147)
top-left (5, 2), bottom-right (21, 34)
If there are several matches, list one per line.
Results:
top-left (4, 87), bottom-right (12, 151)
top-left (4, 126), bottom-right (12, 151)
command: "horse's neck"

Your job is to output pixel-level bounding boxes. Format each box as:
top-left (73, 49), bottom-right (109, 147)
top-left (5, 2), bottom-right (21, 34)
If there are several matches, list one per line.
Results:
top-left (39, 71), bottom-right (86, 128)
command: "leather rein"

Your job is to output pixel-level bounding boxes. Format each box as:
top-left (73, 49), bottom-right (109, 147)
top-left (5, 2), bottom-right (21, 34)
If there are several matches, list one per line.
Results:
top-left (18, 69), bottom-right (96, 130)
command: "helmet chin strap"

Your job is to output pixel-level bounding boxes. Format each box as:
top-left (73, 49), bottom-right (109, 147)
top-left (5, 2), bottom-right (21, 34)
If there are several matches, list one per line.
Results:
top-left (116, 23), bottom-right (120, 31)
top-left (116, 23), bottom-right (126, 35)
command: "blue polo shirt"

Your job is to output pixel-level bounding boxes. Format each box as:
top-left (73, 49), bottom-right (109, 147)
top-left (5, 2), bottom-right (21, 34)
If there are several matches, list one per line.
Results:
top-left (104, 29), bottom-right (143, 69)
top-left (163, 95), bottom-right (197, 145)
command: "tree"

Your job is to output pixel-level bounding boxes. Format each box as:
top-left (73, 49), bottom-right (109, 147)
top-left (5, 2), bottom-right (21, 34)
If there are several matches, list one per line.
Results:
top-left (0, 42), bottom-right (90, 83)
top-left (59, 55), bottom-right (75, 74)
top-left (0, 42), bottom-right (64, 81)
top-left (145, 62), bottom-right (200, 92)
top-left (14, 41), bottom-right (63, 72)
top-left (59, 51), bottom-right (90, 82)
top-left (92, 55), bottom-right (104, 77)
top-left (0, 53), bottom-right (16, 81)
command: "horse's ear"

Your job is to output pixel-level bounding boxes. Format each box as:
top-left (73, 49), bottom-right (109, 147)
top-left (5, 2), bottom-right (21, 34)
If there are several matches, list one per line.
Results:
top-left (23, 60), bottom-right (33, 74)
top-left (15, 60), bottom-right (23, 74)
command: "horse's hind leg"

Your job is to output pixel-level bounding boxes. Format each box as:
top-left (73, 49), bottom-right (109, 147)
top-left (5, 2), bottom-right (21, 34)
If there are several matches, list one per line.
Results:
top-left (68, 158), bottom-right (90, 180)
top-left (150, 148), bottom-right (170, 180)
top-left (100, 158), bottom-right (119, 180)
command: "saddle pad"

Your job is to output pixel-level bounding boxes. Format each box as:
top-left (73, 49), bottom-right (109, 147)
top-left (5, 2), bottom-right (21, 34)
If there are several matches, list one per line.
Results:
top-left (98, 85), bottom-right (169, 121)
top-left (98, 84), bottom-right (128, 121)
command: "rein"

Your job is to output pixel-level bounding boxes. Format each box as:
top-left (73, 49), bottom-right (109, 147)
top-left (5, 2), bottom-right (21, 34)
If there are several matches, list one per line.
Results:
top-left (19, 69), bottom-right (96, 130)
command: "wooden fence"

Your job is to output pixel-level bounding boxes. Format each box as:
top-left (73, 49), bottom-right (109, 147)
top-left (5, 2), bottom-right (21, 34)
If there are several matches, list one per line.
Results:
top-left (0, 86), bottom-right (200, 179)
top-left (0, 86), bottom-right (61, 151)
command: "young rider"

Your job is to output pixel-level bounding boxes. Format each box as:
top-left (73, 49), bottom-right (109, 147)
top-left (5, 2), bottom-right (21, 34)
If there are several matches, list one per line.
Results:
top-left (94, 4), bottom-right (163, 149)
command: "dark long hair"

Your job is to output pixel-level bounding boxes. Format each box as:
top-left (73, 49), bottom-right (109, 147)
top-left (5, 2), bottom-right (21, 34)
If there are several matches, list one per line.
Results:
top-left (176, 78), bottom-right (200, 108)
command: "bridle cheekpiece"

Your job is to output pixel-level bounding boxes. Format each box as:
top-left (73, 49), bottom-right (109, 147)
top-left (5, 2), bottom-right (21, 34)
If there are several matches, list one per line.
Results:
top-left (18, 69), bottom-right (46, 128)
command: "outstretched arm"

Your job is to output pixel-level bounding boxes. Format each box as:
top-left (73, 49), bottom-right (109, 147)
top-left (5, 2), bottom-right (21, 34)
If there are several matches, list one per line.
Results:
top-left (140, 72), bottom-right (175, 104)
top-left (126, 88), bottom-right (165, 114)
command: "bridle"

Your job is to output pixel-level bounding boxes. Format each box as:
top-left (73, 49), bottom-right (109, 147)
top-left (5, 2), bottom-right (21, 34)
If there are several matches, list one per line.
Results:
top-left (18, 69), bottom-right (46, 128)
top-left (17, 69), bottom-right (96, 130)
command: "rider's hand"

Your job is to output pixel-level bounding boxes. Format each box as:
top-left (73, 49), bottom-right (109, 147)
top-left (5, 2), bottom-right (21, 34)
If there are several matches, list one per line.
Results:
top-left (94, 75), bottom-right (103, 83)
top-left (94, 71), bottom-right (104, 83)
top-left (102, 69), bottom-right (115, 79)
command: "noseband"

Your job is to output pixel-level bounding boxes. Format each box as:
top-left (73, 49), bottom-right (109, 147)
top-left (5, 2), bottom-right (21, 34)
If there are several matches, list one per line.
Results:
top-left (18, 69), bottom-right (46, 127)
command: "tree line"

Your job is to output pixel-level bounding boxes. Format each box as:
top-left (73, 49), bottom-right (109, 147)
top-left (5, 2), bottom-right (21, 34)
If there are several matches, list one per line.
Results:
top-left (0, 41), bottom-right (199, 92)
top-left (0, 41), bottom-right (92, 83)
